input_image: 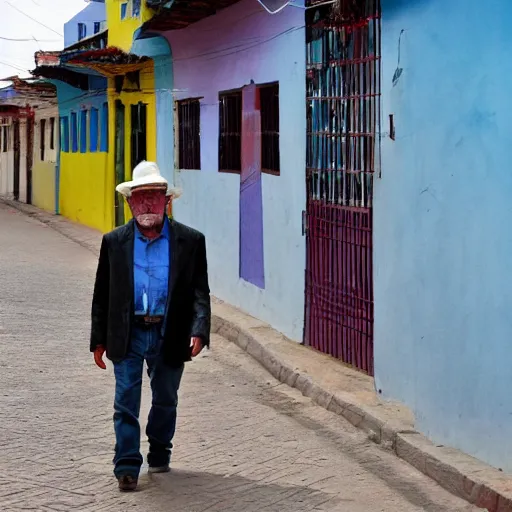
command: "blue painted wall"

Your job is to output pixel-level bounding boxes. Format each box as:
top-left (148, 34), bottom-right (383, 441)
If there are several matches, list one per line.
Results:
top-left (375, 0), bottom-right (512, 471)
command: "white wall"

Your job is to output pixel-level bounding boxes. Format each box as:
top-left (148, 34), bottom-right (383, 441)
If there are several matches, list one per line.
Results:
top-left (0, 119), bottom-right (14, 199)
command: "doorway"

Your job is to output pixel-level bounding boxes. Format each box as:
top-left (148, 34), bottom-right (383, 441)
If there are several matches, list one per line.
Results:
top-left (114, 100), bottom-right (125, 227)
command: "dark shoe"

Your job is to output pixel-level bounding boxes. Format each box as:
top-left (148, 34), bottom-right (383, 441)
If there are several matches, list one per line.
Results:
top-left (148, 464), bottom-right (170, 474)
top-left (118, 475), bottom-right (138, 492)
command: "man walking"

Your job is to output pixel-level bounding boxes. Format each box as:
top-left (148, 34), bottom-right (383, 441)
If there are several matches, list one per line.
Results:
top-left (90, 161), bottom-right (211, 492)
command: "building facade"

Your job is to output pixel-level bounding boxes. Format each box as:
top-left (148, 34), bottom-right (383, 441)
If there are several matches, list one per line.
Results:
top-left (0, 78), bottom-right (57, 207)
top-left (33, 104), bottom-right (59, 212)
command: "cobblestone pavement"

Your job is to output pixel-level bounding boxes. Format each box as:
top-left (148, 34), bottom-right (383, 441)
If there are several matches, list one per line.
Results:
top-left (0, 203), bottom-right (482, 512)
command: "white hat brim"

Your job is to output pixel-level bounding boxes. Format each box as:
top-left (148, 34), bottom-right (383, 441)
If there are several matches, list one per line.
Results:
top-left (116, 175), bottom-right (182, 198)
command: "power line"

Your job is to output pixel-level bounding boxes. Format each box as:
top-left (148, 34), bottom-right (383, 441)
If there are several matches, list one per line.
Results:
top-left (0, 35), bottom-right (60, 42)
top-left (0, 59), bottom-right (28, 72)
top-left (4, 1), bottom-right (63, 37)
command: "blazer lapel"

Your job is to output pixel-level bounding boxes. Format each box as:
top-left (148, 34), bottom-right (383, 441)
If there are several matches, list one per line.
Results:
top-left (120, 220), bottom-right (135, 306)
top-left (168, 220), bottom-right (184, 301)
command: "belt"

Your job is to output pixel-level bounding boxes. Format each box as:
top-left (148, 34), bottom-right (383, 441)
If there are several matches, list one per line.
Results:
top-left (134, 315), bottom-right (164, 326)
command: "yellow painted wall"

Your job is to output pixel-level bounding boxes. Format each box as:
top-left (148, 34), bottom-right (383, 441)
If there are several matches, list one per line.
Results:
top-left (107, 60), bottom-right (157, 223)
top-left (32, 161), bottom-right (56, 213)
top-left (60, 151), bottom-right (114, 233)
top-left (106, 0), bottom-right (153, 51)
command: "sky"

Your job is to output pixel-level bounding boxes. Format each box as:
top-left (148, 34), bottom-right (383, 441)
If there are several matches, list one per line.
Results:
top-left (0, 0), bottom-right (87, 85)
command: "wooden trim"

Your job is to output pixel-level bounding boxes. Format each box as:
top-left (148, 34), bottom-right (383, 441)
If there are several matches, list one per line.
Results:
top-left (218, 168), bottom-right (241, 175)
top-left (262, 168), bottom-right (280, 176)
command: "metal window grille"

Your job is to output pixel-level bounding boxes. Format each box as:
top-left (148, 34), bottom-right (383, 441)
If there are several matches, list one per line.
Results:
top-left (2, 126), bottom-right (7, 153)
top-left (177, 99), bottom-right (201, 170)
top-left (259, 83), bottom-right (280, 175)
top-left (40, 119), bottom-right (46, 161)
top-left (219, 91), bottom-right (242, 173)
top-left (49, 117), bottom-right (55, 150)
top-left (306, 0), bottom-right (380, 208)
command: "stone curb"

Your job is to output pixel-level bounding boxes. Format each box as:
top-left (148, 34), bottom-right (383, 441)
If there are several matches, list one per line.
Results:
top-left (4, 197), bottom-right (512, 511)
top-left (210, 316), bottom-right (512, 512)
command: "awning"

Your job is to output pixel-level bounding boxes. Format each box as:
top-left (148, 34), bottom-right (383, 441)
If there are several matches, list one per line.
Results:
top-left (63, 47), bottom-right (150, 77)
top-left (33, 47), bottom-right (149, 88)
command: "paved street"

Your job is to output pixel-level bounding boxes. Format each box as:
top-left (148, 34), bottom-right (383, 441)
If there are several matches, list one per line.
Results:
top-left (0, 202), bottom-right (481, 512)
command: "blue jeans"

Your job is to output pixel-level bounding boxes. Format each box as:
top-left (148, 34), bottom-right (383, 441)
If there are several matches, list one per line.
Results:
top-left (113, 325), bottom-right (184, 478)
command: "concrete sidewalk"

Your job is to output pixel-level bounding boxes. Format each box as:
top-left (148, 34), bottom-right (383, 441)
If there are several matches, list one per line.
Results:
top-left (4, 198), bottom-right (512, 512)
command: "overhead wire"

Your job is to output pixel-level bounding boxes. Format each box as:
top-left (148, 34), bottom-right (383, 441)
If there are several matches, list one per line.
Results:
top-left (3, 0), bottom-right (63, 37)
top-left (0, 35), bottom-right (60, 42)
top-left (0, 59), bottom-right (28, 72)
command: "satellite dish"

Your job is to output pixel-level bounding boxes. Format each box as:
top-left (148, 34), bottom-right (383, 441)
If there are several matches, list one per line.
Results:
top-left (257, 0), bottom-right (292, 14)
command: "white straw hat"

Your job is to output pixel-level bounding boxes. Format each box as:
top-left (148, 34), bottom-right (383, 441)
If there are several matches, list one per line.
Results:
top-left (116, 161), bottom-right (182, 198)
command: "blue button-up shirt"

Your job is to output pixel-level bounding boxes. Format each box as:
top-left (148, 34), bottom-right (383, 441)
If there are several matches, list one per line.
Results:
top-left (134, 217), bottom-right (170, 317)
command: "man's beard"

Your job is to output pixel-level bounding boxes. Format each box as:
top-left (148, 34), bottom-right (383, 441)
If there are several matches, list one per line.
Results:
top-left (135, 213), bottom-right (163, 228)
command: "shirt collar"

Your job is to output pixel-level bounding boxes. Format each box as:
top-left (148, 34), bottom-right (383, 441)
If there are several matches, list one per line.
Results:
top-left (135, 215), bottom-right (170, 242)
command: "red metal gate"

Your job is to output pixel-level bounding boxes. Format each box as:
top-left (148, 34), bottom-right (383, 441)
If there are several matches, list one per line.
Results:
top-left (304, 0), bottom-right (381, 375)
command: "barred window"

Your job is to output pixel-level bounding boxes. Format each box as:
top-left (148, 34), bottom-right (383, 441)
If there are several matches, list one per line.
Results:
top-left (60, 117), bottom-right (69, 153)
top-left (2, 126), bottom-right (8, 152)
top-left (259, 83), bottom-right (280, 175)
top-left (177, 99), bottom-right (201, 170)
top-left (49, 117), bottom-right (55, 150)
top-left (218, 90), bottom-right (242, 173)
top-left (40, 119), bottom-right (46, 161)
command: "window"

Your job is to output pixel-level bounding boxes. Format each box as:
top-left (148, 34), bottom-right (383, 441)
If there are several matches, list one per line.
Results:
top-left (259, 83), bottom-right (280, 175)
top-left (218, 90), bottom-right (242, 173)
top-left (133, 0), bottom-right (141, 17)
top-left (49, 117), bottom-right (55, 150)
top-left (100, 102), bottom-right (109, 152)
top-left (80, 110), bottom-right (87, 153)
top-left (2, 126), bottom-right (7, 152)
top-left (78, 23), bottom-right (87, 41)
top-left (71, 112), bottom-right (78, 153)
top-left (120, 2), bottom-right (128, 20)
top-left (40, 119), bottom-right (46, 161)
top-left (90, 108), bottom-right (99, 152)
top-left (177, 99), bottom-right (201, 170)
top-left (60, 116), bottom-right (69, 153)
top-left (94, 22), bottom-right (101, 34)
top-left (130, 102), bottom-right (147, 171)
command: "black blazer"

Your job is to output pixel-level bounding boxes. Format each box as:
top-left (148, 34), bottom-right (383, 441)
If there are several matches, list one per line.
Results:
top-left (90, 219), bottom-right (211, 367)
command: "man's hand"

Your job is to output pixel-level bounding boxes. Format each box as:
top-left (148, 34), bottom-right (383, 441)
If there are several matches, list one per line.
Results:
top-left (94, 345), bottom-right (107, 370)
top-left (191, 337), bottom-right (204, 358)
